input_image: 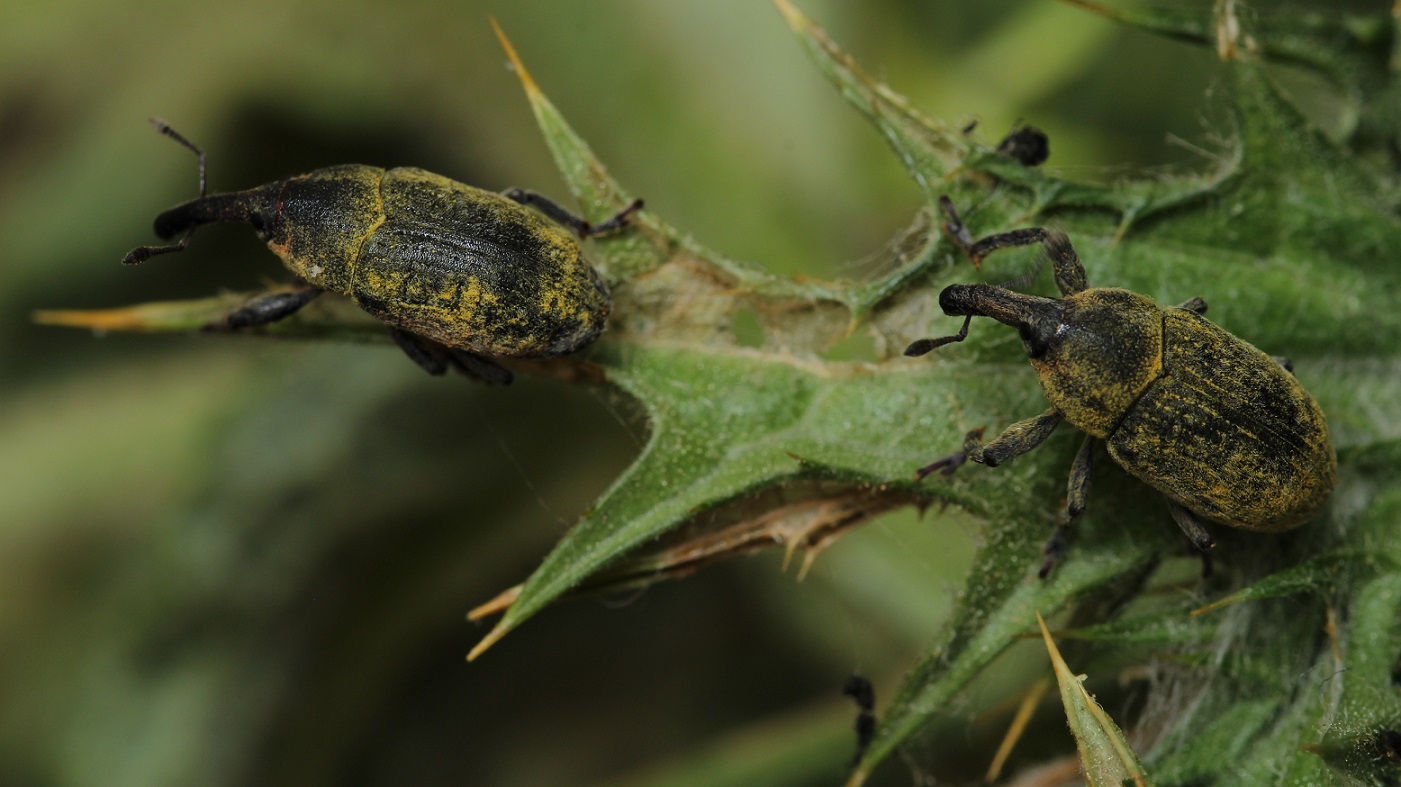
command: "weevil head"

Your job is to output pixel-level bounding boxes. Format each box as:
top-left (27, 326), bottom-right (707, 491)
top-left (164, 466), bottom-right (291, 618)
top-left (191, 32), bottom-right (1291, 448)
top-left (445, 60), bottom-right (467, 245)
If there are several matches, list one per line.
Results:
top-left (940, 284), bottom-right (1167, 438)
top-left (939, 283), bottom-right (1063, 359)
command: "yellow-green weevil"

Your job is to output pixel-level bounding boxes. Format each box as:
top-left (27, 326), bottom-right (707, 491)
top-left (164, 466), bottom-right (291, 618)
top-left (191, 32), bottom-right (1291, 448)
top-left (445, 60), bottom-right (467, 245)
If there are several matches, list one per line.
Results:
top-left (907, 196), bottom-right (1336, 577)
top-left (123, 121), bottom-right (641, 384)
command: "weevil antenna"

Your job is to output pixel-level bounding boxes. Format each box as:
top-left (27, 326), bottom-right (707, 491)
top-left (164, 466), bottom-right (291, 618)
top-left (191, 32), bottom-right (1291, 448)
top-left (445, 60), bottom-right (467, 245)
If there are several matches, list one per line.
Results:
top-left (122, 119), bottom-right (209, 265)
top-left (149, 118), bottom-right (207, 200)
top-left (904, 315), bottom-right (972, 356)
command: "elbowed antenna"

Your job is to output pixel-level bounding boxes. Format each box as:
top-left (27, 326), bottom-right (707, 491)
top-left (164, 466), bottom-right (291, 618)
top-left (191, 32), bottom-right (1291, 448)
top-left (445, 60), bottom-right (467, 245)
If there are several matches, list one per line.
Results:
top-left (123, 119), bottom-right (243, 265)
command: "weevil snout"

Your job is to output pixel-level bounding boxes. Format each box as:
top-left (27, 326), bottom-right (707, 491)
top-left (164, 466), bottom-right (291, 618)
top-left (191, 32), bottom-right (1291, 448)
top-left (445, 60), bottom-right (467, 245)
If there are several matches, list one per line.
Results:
top-left (939, 284), bottom-right (1062, 356)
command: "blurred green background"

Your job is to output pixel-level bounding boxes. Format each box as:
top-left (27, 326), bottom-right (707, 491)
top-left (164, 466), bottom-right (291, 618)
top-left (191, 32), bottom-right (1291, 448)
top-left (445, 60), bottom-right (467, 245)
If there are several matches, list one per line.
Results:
top-left (0, 1), bottom-right (1228, 784)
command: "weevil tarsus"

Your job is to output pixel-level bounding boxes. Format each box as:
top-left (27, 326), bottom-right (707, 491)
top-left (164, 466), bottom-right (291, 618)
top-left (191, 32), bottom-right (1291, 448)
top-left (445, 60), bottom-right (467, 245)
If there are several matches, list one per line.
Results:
top-left (227, 288), bottom-right (324, 330)
top-left (915, 426), bottom-right (982, 479)
top-left (503, 188), bottom-right (643, 240)
top-left (1040, 524), bottom-right (1069, 579)
top-left (1178, 296), bottom-right (1208, 315)
top-left (938, 195), bottom-right (978, 257)
top-left (584, 197), bottom-right (645, 237)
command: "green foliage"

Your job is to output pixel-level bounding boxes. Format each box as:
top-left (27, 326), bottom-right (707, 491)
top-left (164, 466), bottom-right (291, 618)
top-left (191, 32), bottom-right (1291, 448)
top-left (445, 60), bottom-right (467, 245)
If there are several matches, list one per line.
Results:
top-left (21, 0), bottom-right (1401, 784)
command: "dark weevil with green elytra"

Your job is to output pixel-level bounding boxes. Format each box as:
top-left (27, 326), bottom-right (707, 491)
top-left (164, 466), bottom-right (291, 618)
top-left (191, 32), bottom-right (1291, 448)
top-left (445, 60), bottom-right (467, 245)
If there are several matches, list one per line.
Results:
top-left (123, 120), bottom-right (642, 384)
top-left (908, 196), bottom-right (1336, 577)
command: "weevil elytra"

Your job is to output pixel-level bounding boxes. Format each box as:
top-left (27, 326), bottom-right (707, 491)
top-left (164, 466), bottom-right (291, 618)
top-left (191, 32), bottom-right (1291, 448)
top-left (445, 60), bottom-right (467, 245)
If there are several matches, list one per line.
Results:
top-left (123, 120), bottom-right (642, 384)
top-left (908, 196), bottom-right (1336, 577)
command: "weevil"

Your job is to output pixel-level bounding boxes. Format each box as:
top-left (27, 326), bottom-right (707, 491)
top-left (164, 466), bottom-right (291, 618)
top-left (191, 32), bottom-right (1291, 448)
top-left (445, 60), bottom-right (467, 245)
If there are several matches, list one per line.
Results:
top-left (123, 120), bottom-right (642, 384)
top-left (907, 196), bottom-right (1336, 577)
top-left (995, 124), bottom-right (1049, 167)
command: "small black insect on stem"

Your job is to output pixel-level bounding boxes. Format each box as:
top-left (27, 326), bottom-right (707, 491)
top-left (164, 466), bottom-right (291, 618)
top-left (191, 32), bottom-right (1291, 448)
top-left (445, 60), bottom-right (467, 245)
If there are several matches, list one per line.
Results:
top-left (996, 124), bottom-right (1050, 167)
top-left (843, 674), bottom-right (876, 769)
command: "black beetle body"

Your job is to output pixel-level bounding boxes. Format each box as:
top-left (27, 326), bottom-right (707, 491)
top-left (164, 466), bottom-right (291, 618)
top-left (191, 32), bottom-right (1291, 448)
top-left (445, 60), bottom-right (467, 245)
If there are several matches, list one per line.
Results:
top-left (159, 165), bottom-right (611, 358)
top-left (124, 122), bottom-right (641, 383)
top-left (909, 197), bottom-right (1335, 575)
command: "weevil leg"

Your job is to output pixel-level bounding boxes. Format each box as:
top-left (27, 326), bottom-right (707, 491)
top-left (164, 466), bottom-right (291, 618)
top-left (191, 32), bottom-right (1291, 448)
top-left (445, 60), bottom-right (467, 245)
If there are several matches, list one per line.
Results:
top-left (1168, 502), bottom-right (1216, 553)
top-left (227, 287), bottom-right (323, 329)
top-left (1041, 525), bottom-right (1069, 579)
top-left (842, 675), bottom-right (876, 769)
top-left (503, 188), bottom-right (644, 239)
top-left (1177, 297), bottom-right (1208, 315)
top-left (938, 196), bottom-right (1088, 296)
top-left (584, 198), bottom-right (645, 237)
top-left (1272, 356), bottom-right (1295, 374)
top-left (915, 427), bottom-right (982, 478)
top-left (1040, 230), bottom-right (1087, 296)
top-left (918, 410), bottom-right (1061, 480)
top-left (1040, 434), bottom-right (1096, 578)
top-left (387, 328), bottom-right (448, 376)
top-left (1064, 434), bottom-right (1095, 523)
top-left (386, 328), bottom-right (514, 385)
top-left (445, 349), bottom-right (514, 386)
top-left (967, 409), bottom-right (1062, 467)
top-left (905, 315), bottom-right (972, 357)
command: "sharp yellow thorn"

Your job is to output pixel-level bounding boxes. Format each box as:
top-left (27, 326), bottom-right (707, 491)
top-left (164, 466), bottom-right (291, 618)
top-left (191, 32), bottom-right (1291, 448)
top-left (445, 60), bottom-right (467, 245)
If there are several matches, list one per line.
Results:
top-left (33, 309), bottom-right (114, 329)
top-left (489, 17), bottom-right (541, 99)
top-left (985, 677), bottom-right (1050, 782)
top-left (1189, 593), bottom-right (1240, 616)
top-left (467, 584), bottom-right (521, 622)
top-left (467, 620), bottom-right (511, 662)
top-left (779, 529), bottom-right (803, 573)
top-left (1036, 611), bottom-right (1066, 670)
top-left (771, 0), bottom-right (808, 32)
top-left (34, 306), bottom-right (166, 331)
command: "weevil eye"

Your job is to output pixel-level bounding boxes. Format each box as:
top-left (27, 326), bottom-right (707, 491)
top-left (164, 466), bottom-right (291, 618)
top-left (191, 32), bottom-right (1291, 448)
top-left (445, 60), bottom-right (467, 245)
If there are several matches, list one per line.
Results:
top-left (247, 212), bottom-right (268, 236)
top-left (1019, 326), bottom-right (1049, 359)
